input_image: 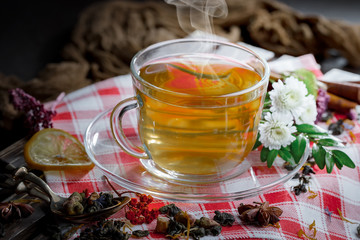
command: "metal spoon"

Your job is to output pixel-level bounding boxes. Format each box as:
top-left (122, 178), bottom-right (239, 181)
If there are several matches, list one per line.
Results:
top-left (14, 167), bottom-right (130, 224)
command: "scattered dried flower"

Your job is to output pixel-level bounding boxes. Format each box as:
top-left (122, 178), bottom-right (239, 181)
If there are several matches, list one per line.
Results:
top-left (238, 201), bottom-right (282, 227)
top-left (324, 207), bottom-right (333, 221)
top-left (292, 169), bottom-right (313, 196)
top-left (328, 120), bottom-right (344, 135)
top-left (297, 220), bottom-right (317, 240)
top-left (337, 208), bottom-right (357, 224)
top-left (307, 187), bottom-right (318, 199)
top-left (0, 201), bottom-right (34, 221)
top-left (302, 165), bottom-right (316, 175)
top-left (349, 131), bottom-right (357, 143)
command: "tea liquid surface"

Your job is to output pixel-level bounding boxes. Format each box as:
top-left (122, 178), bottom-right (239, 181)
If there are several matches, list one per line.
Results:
top-left (138, 56), bottom-right (263, 175)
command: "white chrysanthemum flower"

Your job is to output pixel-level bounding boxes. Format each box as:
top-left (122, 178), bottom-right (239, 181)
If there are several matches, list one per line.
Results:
top-left (258, 112), bottom-right (297, 150)
top-left (295, 95), bottom-right (317, 124)
top-left (269, 76), bottom-right (308, 119)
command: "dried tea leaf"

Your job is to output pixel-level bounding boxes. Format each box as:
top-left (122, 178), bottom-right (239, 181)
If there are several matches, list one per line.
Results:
top-left (214, 210), bottom-right (235, 226)
top-left (132, 230), bottom-right (149, 238)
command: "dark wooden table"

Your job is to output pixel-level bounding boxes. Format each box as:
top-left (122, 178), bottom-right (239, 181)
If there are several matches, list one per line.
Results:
top-left (0, 139), bottom-right (68, 240)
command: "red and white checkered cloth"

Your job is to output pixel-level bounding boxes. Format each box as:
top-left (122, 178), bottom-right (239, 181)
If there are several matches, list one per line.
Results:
top-left (46, 54), bottom-right (360, 239)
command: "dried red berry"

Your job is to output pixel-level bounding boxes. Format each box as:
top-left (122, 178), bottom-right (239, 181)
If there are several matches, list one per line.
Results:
top-left (140, 194), bottom-right (148, 203)
top-left (125, 193), bottom-right (157, 225)
top-left (141, 208), bottom-right (150, 217)
top-left (145, 215), bottom-right (155, 224)
top-left (137, 202), bottom-right (147, 209)
top-left (150, 209), bottom-right (159, 218)
top-left (129, 198), bottom-right (138, 206)
top-left (147, 195), bottom-right (153, 204)
top-left (126, 209), bottom-right (136, 221)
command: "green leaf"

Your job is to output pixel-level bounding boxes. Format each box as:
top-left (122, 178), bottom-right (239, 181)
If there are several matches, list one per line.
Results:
top-left (312, 143), bottom-right (326, 169)
top-left (325, 151), bottom-right (335, 173)
top-left (252, 133), bottom-right (262, 150)
top-left (296, 124), bottom-right (328, 135)
top-left (307, 134), bottom-right (343, 142)
top-left (334, 158), bottom-right (343, 170)
top-left (279, 148), bottom-right (295, 165)
top-left (290, 135), bottom-right (307, 163)
top-left (291, 69), bottom-right (319, 98)
top-left (260, 147), bottom-right (269, 162)
top-left (318, 138), bottom-right (343, 147)
top-left (332, 150), bottom-right (356, 168)
top-left (267, 149), bottom-right (278, 168)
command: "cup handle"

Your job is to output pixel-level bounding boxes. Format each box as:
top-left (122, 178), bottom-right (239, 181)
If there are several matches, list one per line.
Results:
top-left (110, 96), bottom-right (149, 159)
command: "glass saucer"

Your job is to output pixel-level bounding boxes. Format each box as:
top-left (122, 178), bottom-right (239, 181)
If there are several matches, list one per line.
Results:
top-left (84, 109), bottom-right (309, 203)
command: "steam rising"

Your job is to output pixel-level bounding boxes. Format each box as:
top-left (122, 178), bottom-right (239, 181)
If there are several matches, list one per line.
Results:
top-left (165, 0), bottom-right (228, 35)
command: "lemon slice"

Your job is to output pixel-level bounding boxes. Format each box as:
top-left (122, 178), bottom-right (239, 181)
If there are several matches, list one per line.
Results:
top-left (24, 128), bottom-right (94, 171)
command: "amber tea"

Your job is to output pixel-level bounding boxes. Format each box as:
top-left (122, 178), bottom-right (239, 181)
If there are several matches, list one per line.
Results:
top-left (136, 56), bottom-right (262, 175)
top-left (111, 39), bottom-right (269, 182)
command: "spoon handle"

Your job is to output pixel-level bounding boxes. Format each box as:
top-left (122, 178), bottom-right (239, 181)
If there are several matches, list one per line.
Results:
top-left (16, 181), bottom-right (51, 203)
top-left (14, 167), bottom-right (62, 203)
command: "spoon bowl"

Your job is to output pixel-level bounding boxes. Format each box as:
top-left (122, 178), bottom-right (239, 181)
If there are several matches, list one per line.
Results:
top-left (14, 167), bottom-right (130, 223)
top-left (53, 196), bottom-right (130, 223)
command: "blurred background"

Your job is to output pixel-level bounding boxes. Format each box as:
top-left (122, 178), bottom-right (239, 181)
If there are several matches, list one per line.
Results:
top-left (0, 0), bottom-right (359, 81)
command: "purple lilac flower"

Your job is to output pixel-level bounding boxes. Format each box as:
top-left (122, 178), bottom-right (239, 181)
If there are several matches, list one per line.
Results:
top-left (315, 88), bottom-right (330, 123)
top-left (9, 88), bottom-right (56, 134)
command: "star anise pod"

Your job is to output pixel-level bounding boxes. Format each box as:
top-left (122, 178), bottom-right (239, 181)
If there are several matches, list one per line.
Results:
top-left (238, 201), bottom-right (283, 227)
top-left (0, 201), bottom-right (35, 221)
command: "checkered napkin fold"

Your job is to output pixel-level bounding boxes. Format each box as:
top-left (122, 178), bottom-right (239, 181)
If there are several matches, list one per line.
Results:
top-left (45, 53), bottom-right (360, 239)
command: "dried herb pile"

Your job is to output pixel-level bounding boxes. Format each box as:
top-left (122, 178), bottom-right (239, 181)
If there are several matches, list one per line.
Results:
top-left (155, 204), bottom-right (230, 240)
top-left (62, 191), bottom-right (116, 216)
top-left (74, 220), bottom-right (132, 240)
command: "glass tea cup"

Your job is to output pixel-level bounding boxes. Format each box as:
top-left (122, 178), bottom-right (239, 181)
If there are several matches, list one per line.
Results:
top-left (110, 39), bottom-right (269, 183)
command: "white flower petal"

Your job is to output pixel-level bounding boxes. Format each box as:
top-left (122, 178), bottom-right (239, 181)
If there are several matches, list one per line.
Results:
top-left (259, 112), bottom-right (296, 150)
top-left (268, 77), bottom-right (308, 119)
top-left (296, 95), bottom-right (317, 124)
